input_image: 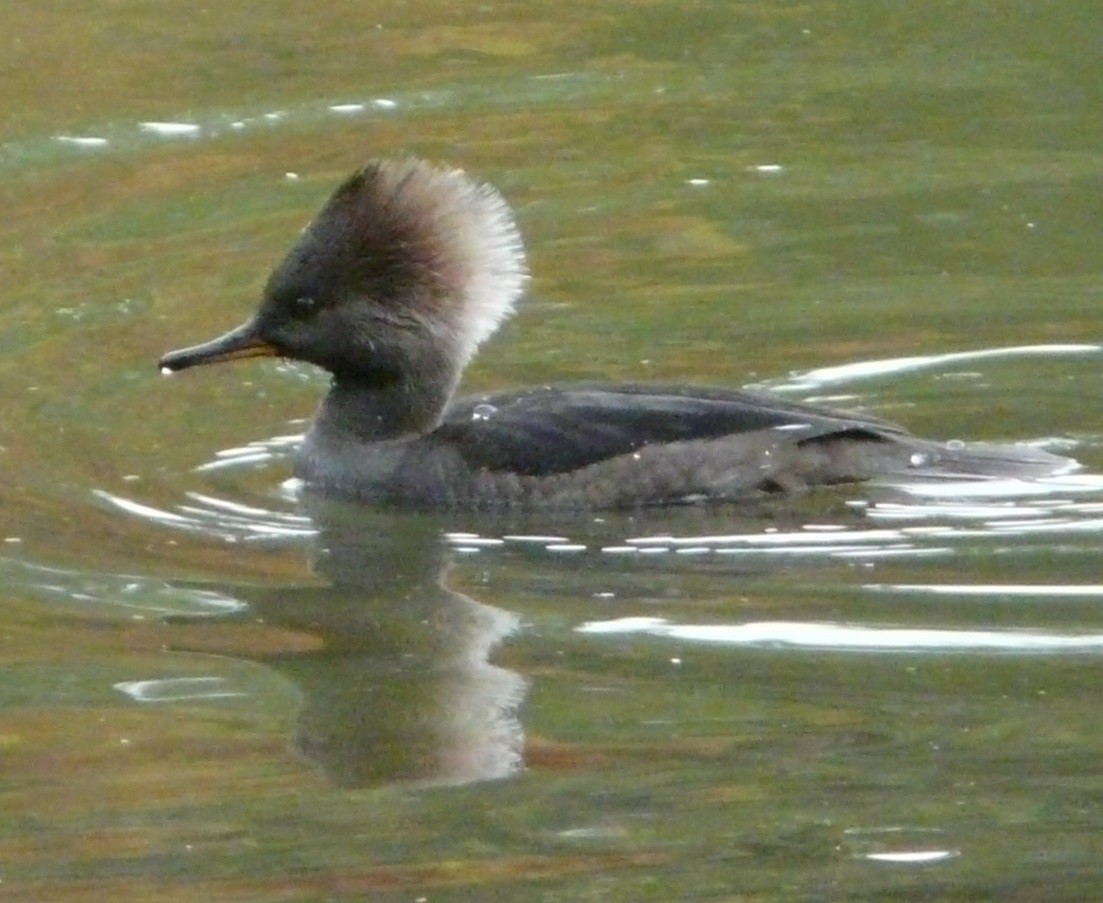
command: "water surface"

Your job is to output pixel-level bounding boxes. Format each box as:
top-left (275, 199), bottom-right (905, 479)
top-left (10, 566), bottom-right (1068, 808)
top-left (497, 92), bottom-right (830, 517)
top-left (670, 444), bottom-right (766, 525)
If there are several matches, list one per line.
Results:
top-left (3, 1), bottom-right (1103, 900)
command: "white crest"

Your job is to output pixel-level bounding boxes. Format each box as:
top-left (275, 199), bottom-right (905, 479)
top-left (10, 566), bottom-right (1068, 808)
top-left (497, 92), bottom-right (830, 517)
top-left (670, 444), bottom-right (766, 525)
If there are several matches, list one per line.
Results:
top-left (371, 159), bottom-right (529, 368)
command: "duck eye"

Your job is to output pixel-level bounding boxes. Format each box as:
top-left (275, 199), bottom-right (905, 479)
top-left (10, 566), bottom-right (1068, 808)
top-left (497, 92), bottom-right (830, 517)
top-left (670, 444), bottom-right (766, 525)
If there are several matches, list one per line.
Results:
top-left (290, 296), bottom-right (317, 319)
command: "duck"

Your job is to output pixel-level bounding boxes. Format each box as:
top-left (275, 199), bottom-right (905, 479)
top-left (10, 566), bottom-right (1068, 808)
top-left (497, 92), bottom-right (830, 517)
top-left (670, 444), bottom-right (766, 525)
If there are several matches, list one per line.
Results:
top-left (159, 158), bottom-right (1073, 509)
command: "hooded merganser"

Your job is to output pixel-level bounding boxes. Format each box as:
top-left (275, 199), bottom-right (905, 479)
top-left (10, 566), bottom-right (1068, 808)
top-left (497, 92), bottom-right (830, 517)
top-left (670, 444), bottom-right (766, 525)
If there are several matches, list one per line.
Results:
top-left (159, 158), bottom-right (1073, 509)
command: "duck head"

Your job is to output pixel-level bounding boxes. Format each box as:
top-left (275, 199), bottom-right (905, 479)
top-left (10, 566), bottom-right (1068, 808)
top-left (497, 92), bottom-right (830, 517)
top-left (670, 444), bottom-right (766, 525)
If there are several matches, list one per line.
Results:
top-left (159, 158), bottom-right (527, 400)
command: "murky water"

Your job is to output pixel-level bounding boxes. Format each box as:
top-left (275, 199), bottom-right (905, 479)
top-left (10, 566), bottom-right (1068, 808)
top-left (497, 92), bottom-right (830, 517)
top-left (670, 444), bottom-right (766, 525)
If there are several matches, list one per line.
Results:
top-left (3, 2), bottom-right (1103, 900)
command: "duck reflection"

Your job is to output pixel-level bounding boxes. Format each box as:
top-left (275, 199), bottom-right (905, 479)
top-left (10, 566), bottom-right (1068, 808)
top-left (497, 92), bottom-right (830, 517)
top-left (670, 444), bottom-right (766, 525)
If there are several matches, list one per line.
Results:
top-left (193, 501), bottom-right (525, 789)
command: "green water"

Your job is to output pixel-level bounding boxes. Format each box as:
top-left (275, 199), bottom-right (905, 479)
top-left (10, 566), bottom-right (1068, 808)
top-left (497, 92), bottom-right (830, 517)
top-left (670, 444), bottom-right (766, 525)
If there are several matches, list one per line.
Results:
top-left (2, 2), bottom-right (1103, 900)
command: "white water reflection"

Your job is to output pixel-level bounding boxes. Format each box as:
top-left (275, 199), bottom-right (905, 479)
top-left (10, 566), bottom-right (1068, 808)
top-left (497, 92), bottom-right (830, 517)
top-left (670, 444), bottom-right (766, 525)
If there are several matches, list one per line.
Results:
top-left (841, 826), bottom-right (960, 865)
top-left (54, 135), bottom-right (109, 148)
top-left (1, 556), bottom-right (247, 617)
top-left (576, 617), bottom-right (1103, 653)
top-left (864, 851), bottom-right (959, 864)
top-left (104, 461), bottom-right (1103, 558)
top-left (98, 459), bottom-right (938, 555)
top-left (139, 121), bottom-right (200, 138)
top-left (879, 473), bottom-right (1103, 500)
top-left (866, 583), bottom-right (1103, 598)
top-left (93, 488), bottom-right (317, 545)
top-left (193, 432), bottom-right (303, 472)
top-left (115, 676), bottom-right (248, 703)
top-left (35, 74), bottom-right (613, 168)
top-left (763, 344), bottom-right (1101, 393)
top-left (439, 469), bottom-right (1103, 561)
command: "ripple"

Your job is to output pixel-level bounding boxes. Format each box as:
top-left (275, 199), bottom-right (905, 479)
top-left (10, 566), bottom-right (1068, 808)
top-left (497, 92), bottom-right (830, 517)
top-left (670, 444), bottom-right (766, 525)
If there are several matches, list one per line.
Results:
top-left (880, 472), bottom-right (1103, 500)
top-left (114, 676), bottom-right (248, 703)
top-left (139, 121), bottom-right (201, 138)
top-left (576, 617), bottom-right (1103, 654)
top-left (764, 344), bottom-right (1101, 393)
top-left (194, 433), bottom-right (302, 473)
top-left (28, 75), bottom-right (625, 170)
top-left (842, 826), bottom-right (960, 866)
top-left (94, 488), bottom-right (316, 545)
top-left (865, 583), bottom-right (1103, 598)
top-left (863, 851), bottom-right (959, 864)
top-left (54, 135), bottom-right (109, 148)
top-left (441, 473), bottom-right (1103, 561)
top-left (0, 556), bottom-right (247, 617)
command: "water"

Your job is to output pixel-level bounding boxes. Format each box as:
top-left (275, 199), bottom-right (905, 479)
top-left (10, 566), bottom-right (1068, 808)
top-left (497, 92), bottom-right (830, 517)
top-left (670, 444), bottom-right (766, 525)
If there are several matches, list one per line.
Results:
top-left (3, 2), bottom-right (1103, 899)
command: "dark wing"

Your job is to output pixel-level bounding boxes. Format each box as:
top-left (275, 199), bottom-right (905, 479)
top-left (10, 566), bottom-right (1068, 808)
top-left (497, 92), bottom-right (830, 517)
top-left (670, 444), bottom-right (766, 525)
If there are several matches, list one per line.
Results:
top-left (428, 382), bottom-right (909, 477)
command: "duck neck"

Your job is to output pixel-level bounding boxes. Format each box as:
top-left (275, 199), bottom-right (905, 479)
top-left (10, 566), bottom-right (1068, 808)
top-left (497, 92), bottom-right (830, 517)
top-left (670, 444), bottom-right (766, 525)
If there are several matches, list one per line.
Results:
top-left (310, 365), bottom-right (459, 446)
